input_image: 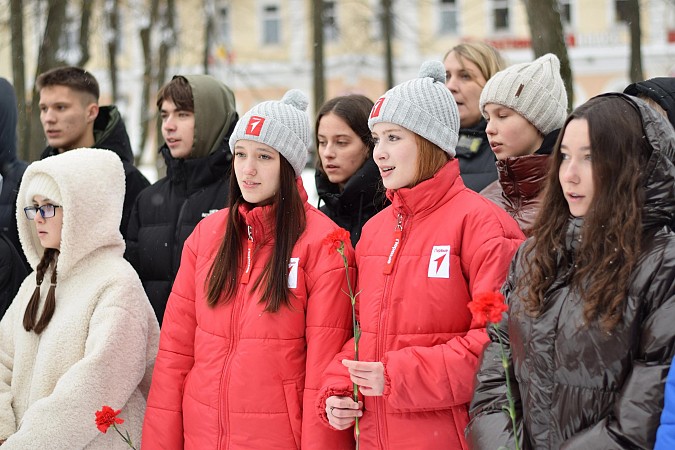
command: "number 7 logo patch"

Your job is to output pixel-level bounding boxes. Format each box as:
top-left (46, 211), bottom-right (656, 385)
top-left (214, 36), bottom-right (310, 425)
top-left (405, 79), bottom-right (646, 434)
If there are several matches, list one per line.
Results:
top-left (428, 246), bottom-right (450, 278)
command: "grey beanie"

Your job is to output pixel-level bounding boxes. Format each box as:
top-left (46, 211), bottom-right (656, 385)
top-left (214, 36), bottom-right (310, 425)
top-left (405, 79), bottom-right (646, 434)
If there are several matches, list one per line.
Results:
top-left (229, 89), bottom-right (310, 176)
top-left (479, 53), bottom-right (567, 136)
top-left (368, 60), bottom-right (460, 156)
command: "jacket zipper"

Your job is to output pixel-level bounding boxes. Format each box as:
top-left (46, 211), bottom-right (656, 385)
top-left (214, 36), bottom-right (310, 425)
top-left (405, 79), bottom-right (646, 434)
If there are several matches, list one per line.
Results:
top-left (241, 225), bottom-right (254, 284)
top-left (218, 226), bottom-right (252, 449)
top-left (375, 212), bottom-right (404, 449)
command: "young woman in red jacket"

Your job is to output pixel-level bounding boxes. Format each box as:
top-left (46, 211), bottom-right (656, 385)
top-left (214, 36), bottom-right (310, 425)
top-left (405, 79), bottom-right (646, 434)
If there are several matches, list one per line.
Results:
top-left (142, 90), bottom-right (356, 450)
top-left (317, 61), bottom-right (525, 449)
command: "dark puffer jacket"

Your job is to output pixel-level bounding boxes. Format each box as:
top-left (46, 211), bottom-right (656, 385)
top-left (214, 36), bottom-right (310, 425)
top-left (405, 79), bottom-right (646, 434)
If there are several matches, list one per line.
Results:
top-left (467, 95), bottom-right (675, 449)
top-left (0, 234), bottom-right (28, 320)
top-left (0, 78), bottom-right (28, 271)
top-left (124, 75), bottom-right (238, 324)
top-left (315, 157), bottom-right (388, 247)
top-left (40, 105), bottom-right (150, 238)
top-left (480, 130), bottom-right (558, 235)
top-left (455, 118), bottom-right (498, 192)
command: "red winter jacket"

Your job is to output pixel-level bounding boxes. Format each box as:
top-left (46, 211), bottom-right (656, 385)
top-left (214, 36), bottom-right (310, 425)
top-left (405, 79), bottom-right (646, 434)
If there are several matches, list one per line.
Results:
top-left (317, 160), bottom-right (525, 449)
top-left (142, 183), bottom-right (356, 450)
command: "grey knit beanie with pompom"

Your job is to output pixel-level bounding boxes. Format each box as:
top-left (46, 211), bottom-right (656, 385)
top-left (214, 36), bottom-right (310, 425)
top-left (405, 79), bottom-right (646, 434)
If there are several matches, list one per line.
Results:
top-left (229, 89), bottom-right (311, 176)
top-left (368, 60), bottom-right (461, 156)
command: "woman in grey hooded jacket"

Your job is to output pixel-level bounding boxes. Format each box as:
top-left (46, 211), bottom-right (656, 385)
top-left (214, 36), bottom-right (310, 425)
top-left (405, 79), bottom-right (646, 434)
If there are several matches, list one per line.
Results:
top-left (467, 93), bottom-right (675, 450)
top-left (0, 148), bottom-right (159, 448)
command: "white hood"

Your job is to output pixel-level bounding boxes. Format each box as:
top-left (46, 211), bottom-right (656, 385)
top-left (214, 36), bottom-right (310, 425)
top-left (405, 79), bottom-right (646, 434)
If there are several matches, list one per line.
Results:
top-left (16, 148), bottom-right (126, 277)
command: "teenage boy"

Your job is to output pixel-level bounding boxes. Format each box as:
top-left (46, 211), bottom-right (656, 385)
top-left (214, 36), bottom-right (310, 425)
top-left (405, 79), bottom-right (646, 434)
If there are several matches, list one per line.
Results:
top-left (36, 66), bottom-right (149, 238)
top-left (125, 75), bottom-right (238, 324)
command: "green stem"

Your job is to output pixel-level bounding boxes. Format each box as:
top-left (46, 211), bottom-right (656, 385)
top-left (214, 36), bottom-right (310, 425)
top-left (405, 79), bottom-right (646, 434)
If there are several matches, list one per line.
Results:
top-left (340, 250), bottom-right (359, 448)
top-left (111, 424), bottom-right (137, 450)
top-left (495, 326), bottom-right (520, 450)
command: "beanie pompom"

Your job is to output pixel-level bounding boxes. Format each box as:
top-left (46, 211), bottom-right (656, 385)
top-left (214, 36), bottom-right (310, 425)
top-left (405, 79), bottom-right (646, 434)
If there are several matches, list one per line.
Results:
top-left (281, 89), bottom-right (309, 112)
top-left (419, 60), bottom-right (446, 84)
top-left (368, 60), bottom-right (459, 156)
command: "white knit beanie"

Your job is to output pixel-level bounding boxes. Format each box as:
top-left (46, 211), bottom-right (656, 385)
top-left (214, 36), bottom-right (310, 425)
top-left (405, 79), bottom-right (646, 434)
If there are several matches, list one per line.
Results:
top-left (229, 89), bottom-right (310, 176)
top-left (368, 60), bottom-right (460, 156)
top-left (479, 53), bottom-right (567, 136)
top-left (24, 173), bottom-right (62, 206)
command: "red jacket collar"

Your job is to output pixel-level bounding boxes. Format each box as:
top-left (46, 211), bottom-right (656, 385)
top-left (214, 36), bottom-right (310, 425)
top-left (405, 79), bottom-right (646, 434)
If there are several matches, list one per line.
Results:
top-left (387, 159), bottom-right (465, 218)
top-left (236, 177), bottom-right (308, 243)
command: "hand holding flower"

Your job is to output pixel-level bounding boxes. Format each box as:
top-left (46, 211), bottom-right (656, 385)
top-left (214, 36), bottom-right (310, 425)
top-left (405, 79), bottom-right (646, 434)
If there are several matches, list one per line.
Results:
top-left (325, 395), bottom-right (363, 430)
top-left (342, 360), bottom-right (385, 396)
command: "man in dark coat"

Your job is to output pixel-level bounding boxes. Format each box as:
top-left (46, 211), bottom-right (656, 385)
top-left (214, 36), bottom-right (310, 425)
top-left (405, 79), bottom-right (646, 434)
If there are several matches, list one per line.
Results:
top-left (36, 66), bottom-right (149, 238)
top-left (0, 78), bottom-right (30, 316)
top-left (0, 78), bottom-right (28, 266)
top-left (124, 75), bottom-right (238, 325)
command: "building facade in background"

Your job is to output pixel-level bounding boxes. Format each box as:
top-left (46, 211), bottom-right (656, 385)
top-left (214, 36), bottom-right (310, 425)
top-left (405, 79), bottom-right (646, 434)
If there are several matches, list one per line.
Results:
top-left (0, 0), bottom-right (674, 156)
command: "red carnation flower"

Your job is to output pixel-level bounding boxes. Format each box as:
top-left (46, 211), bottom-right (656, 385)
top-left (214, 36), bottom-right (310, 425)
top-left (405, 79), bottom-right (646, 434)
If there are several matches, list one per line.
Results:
top-left (467, 291), bottom-right (508, 324)
top-left (322, 228), bottom-right (351, 256)
top-left (95, 405), bottom-right (124, 433)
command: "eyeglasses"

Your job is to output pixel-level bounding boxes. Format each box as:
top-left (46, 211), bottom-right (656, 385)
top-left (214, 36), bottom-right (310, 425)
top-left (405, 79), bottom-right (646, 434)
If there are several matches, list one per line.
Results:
top-left (24, 204), bottom-right (62, 220)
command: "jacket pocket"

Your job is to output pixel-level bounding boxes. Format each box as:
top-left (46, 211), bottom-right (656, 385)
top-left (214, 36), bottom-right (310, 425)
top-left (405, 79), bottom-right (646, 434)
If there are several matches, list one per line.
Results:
top-left (283, 380), bottom-right (302, 450)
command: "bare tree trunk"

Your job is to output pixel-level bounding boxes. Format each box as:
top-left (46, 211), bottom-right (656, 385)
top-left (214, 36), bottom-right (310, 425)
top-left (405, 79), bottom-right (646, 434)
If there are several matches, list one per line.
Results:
top-left (626, 0), bottom-right (643, 82)
top-left (10, 0), bottom-right (29, 161)
top-left (139, 0), bottom-right (160, 165)
top-left (28, 0), bottom-right (68, 162)
top-left (105, 0), bottom-right (120, 102)
top-left (157, 0), bottom-right (176, 90)
top-left (521, 0), bottom-right (574, 111)
top-left (77, 0), bottom-right (94, 67)
top-left (382, 0), bottom-right (394, 89)
top-left (312, 0), bottom-right (325, 114)
top-left (203, 0), bottom-right (214, 74)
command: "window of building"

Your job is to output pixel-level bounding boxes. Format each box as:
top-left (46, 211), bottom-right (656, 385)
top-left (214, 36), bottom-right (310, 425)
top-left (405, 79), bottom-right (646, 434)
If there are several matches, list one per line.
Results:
top-left (216, 4), bottom-right (231, 44)
top-left (558, 0), bottom-right (572, 27)
top-left (491, 0), bottom-right (510, 32)
top-left (439, 0), bottom-right (458, 35)
top-left (262, 3), bottom-right (281, 45)
top-left (615, 0), bottom-right (630, 22)
top-left (323, 1), bottom-right (339, 42)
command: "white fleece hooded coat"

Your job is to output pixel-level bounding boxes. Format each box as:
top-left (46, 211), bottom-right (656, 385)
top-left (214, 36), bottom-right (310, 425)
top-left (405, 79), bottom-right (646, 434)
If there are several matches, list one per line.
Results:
top-left (0, 148), bottom-right (160, 448)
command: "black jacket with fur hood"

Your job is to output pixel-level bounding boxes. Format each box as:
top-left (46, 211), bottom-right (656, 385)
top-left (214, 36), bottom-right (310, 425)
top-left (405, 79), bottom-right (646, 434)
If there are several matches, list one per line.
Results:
top-left (467, 94), bottom-right (675, 450)
top-left (124, 75), bottom-right (238, 324)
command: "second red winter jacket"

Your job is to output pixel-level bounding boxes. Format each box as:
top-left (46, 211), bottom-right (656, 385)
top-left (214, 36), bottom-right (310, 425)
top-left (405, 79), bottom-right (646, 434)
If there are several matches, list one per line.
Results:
top-left (317, 160), bottom-right (525, 450)
top-left (142, 182), bottom-right (355, 450)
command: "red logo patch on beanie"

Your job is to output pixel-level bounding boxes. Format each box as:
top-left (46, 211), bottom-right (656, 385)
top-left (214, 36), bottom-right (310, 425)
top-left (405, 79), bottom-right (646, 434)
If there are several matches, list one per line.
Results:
top-left (370, 97), bottom-right (385, 119)
top-left (245, 116), bottom-right (266, 136)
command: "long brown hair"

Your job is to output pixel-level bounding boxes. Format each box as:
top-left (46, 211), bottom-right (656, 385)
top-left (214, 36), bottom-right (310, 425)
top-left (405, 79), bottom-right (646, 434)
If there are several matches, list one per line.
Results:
top-left (520, 95), bottom-right (651, 331)
top-left (23, 248), bottom-right (59, 334)
top-left (315, 94), bottom-right (375, 174)
top-left (206, 157), bottom-right (306, 312)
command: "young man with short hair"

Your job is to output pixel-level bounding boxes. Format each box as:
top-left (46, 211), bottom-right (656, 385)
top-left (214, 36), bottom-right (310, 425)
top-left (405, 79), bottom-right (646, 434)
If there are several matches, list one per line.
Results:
top-left (36, 66), bottom-right (149, 238)
top-left (124, 74), bottom-right (238, 324)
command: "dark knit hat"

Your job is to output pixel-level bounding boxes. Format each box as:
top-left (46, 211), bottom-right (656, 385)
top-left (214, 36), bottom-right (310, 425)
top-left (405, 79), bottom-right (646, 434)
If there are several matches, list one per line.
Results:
top-left (368, 60), bottom-right (460, 156)
top-left (624, 77), bottom-right (675, 129)
top-left (229, 89), bottom-right (310, 176)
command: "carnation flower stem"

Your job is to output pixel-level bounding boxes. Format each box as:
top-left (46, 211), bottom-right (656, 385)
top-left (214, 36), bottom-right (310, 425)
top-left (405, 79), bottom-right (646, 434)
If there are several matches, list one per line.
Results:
top-left (338, 245), bottom-right (360, 449)
top-left (495, 325), bottom-right (520, 450)
top-left (112, 424), bottom-right (138, 450)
